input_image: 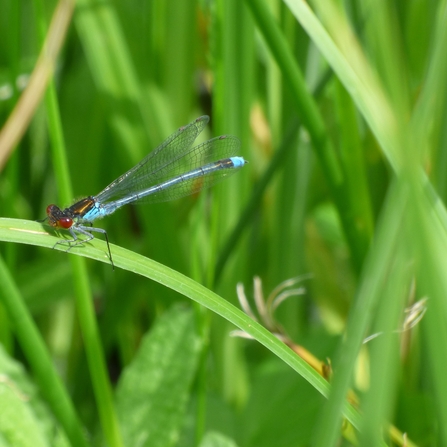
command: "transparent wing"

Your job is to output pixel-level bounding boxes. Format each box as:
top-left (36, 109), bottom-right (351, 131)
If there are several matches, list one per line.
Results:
top-left (95, 115), bottom-right (209, 202)
top-left (130, 135), bottom-right (242, 204)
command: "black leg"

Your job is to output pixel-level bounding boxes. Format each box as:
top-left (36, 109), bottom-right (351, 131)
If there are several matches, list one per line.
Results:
top-left (52, 226), bottom-right (114, 269)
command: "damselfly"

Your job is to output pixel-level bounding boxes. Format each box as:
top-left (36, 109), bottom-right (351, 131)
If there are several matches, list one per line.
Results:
top-left (45, 116), bottom-right (247, 267)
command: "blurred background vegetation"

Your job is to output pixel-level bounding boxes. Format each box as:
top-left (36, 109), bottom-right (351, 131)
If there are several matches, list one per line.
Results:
top-left (0, 0), bottom-right (446, 446)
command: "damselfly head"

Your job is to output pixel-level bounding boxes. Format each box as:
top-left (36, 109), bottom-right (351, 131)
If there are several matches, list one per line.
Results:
top-left (46, 204), bottom-right (73, 229)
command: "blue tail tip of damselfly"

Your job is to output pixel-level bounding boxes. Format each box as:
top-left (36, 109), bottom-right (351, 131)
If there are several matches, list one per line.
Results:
top-left (230, 156), bottom-right (247, 168)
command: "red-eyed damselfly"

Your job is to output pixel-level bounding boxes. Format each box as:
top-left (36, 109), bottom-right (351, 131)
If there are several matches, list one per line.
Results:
top-left (45, 116), bottom-right (247, 267)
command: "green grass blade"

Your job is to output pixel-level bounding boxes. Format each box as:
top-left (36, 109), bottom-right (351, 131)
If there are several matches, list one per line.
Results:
top-left (0, 254), bottom-right (88, 447)
top-left (31, 2), bottom-right (123, 443)
top-left (0, 217), bottom-right (365, 429)
top-left (312, 179), bottom-right (410, 447)
top-left (245, 0), bottom-right (374, 271)
top-left (283, 0), bottom-right (401, 170)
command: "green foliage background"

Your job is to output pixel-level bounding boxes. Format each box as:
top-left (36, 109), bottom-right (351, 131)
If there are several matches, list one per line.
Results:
top-left (0, 0), bottom-right (446, 446)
